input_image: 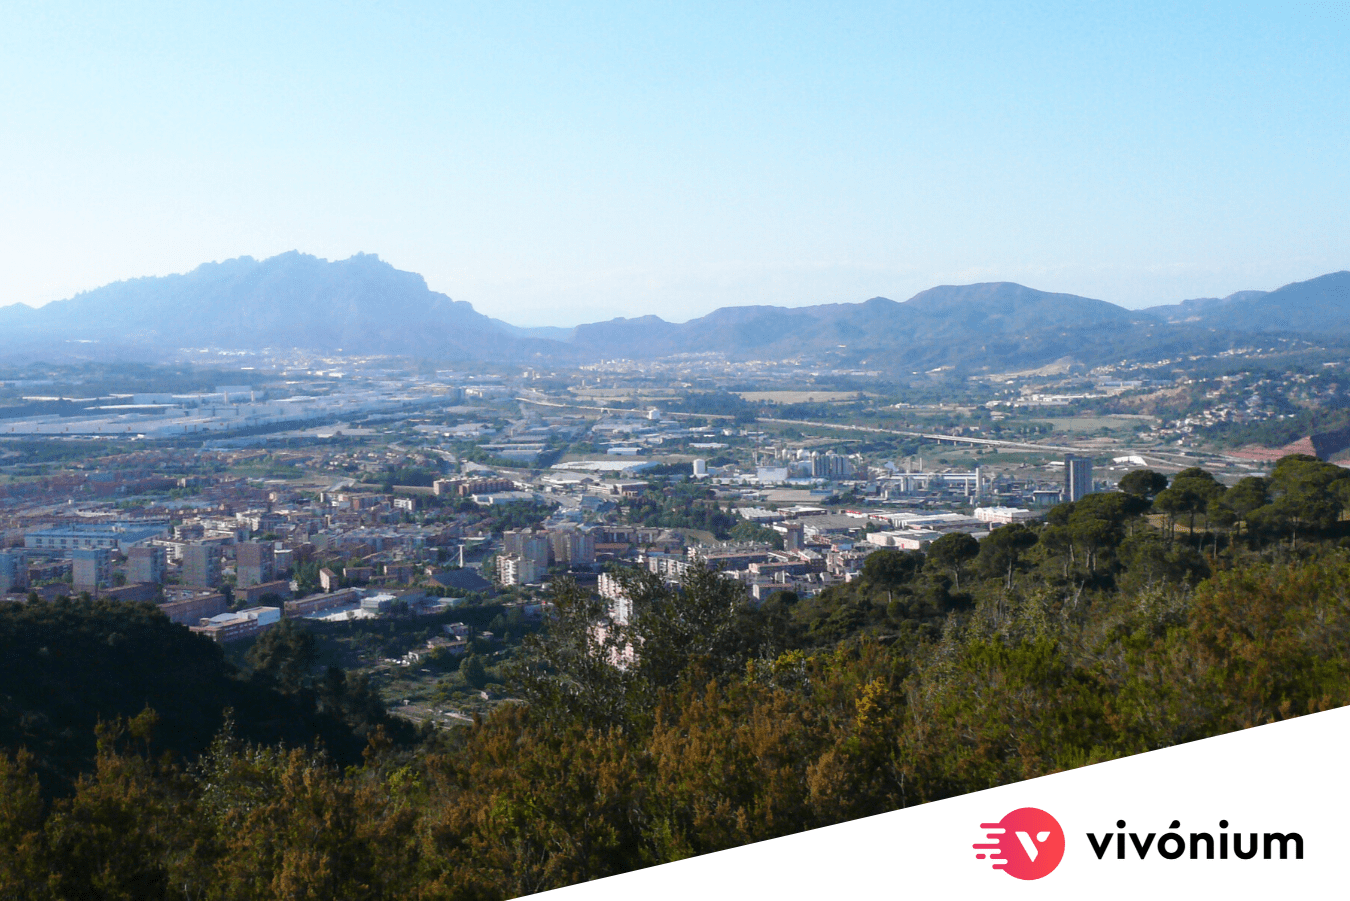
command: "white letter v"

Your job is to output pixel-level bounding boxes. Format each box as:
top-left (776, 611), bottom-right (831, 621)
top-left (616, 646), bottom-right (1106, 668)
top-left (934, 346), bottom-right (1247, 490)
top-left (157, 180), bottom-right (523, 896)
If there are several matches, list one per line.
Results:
top-left (1015, 831), bottom-right (1039, 862)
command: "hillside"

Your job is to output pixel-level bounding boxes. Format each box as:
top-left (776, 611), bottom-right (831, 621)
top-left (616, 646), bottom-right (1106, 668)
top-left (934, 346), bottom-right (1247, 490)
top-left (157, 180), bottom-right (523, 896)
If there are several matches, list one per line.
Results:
top-left (0, 599), bottom-right (411, 795)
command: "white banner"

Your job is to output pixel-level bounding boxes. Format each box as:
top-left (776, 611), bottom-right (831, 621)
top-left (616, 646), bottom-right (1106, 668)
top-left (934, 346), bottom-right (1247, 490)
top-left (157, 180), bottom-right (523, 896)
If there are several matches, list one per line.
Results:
top-left (532, 704), bottom-right (1348, 899)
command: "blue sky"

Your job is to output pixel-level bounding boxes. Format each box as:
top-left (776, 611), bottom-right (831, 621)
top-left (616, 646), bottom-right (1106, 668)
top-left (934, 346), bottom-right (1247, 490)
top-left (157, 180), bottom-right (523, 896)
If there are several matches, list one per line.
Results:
top-left (2, 2), bottom-right (1347, 325)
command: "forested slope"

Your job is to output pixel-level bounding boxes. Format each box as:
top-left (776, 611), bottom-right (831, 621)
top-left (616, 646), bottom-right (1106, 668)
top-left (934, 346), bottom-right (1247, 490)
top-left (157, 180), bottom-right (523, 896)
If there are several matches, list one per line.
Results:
top-left (1, 454), bottom-right (1349, 898)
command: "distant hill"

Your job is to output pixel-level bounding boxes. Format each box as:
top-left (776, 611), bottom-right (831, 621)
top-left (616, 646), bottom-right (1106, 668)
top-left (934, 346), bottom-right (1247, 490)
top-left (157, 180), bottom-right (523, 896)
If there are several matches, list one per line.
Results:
top-left (2, 254), bottom-right (1348, 370)
top-left (571, 283), bottom-right (1161, 370)
top-left (1143, 289), bottom-right (1269, 323)
top-left (1144, 272), bottom-right (1350, 334)
top-left (566, 274), bottom-right (1350, 369)
top-left (0, 252), bottom-right (544, 361)
top-left (488, 318), bottom-right (575, 342)
top-left (1218, 272), bottom-right (1350, 334)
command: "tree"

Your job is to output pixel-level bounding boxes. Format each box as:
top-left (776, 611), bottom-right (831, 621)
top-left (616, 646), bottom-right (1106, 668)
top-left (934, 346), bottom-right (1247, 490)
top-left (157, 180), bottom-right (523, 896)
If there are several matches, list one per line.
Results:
top-left (926, 532), bottom-right (979, 590)
top-left (1061, 492), bottom-right (1142, 574)
top-left (729, 519), bottom-right (784, 549)
top-left (978, 524), bottom-right (1039, 589)
top-left (1118, 469), bottom-right (1168, 500)
top-left (631, 565), bottom-right (756, 703)
top-left (1037, 524), bottom-right (1075, 577)
top-left (1219, 476), bottom-right (1270, 535)
top-left (462, 654), bottom-right (489, 690)
top-left (1152, 468), bottom-right (1221, 547)
top-left (1117, 531), bottom-right (1210, 590)
top-left (1248, 455), bottom-right (1350, 549)
top-left (1074, 490), bottom-right (1150, 528)
top-left (510, 576), bottom-right (635, 730)
top-left (860, 549), bottom-right (924, 590)
top-left (1067, 507), bottom-right (1121, 574)
top-left (1152, 487), bottom-right (1186, 544)
top-left (0, 750), bottom-right (46, 896)
top-left (41, 711), bottom-right (186, 901)
top-left (246, 619), bottom-right (319, 692)
top-left (1045, 501), bottom-right (1074, 528)
top-left (513, 567), bottom-right (765, 732)
top-left (1166, 468), bottom-right (1225, 546)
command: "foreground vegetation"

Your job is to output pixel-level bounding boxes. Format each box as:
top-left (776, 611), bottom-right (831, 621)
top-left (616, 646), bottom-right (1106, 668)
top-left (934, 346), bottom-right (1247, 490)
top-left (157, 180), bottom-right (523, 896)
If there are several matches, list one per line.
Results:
top-left (2, 455), bottom-right (1349, 899)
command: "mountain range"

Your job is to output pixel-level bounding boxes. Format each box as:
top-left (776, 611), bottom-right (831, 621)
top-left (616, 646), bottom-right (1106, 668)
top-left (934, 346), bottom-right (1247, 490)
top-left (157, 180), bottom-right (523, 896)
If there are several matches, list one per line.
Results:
top-left (2, 252), bottom-right (1347, 372)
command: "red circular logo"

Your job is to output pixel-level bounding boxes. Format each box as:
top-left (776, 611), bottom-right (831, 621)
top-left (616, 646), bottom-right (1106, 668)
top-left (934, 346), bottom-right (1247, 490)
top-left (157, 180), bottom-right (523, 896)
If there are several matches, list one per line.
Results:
top-left (973, 808), bottom-right (1066, 880)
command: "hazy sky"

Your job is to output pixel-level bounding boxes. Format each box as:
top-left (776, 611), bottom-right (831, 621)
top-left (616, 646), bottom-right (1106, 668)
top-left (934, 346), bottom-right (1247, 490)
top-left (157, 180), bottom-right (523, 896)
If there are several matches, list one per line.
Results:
top-left (2, 3), bottom-right (1347, 326)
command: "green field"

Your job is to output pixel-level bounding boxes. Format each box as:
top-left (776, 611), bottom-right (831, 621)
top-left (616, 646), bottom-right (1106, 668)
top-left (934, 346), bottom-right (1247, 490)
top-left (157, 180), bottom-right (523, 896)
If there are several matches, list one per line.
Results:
top-left (1048, 414), bottom-right (1156, 433)
top-left (739, 391), bottom-right (868, 403)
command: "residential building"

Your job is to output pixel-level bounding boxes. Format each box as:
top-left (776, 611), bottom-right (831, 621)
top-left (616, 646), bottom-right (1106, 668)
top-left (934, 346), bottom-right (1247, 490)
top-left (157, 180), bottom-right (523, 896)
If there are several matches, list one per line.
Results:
top-left (597, 571), bottom-right (633, 624)
top-left (503, 529), bottom-right (550, 568)
top-left (1064, 455), bottom-right (1095, 502)
top-left (549, 528), bottom-right (596, 567)
top-left (810, 452), bottom-right (856, 480)
top-left (435, 477), bottom-right (515, 497)
top-left (497, 554), bottom-right (544, 586)
top-left (384, 563), bottom-right (416, 582)
top-left (127, 546), bottom-right (167, 584)
top-left (236, 541), bottom-right (275, 588)
top-left (181, 543), bottom-right (222, 588)
top-left (343, 566), bottom-right (374, 582)
top-left (0, 550), bottom-right (27, 594)
top-left (72, 547), bottom-right (113, 592)
top-left (643, 551), bottom-right (691, 582)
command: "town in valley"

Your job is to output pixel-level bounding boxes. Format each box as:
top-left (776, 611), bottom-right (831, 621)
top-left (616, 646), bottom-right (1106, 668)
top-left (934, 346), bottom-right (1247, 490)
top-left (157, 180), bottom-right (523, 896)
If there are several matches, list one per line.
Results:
top-left (3, 340), bottom-right (1340, 725)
